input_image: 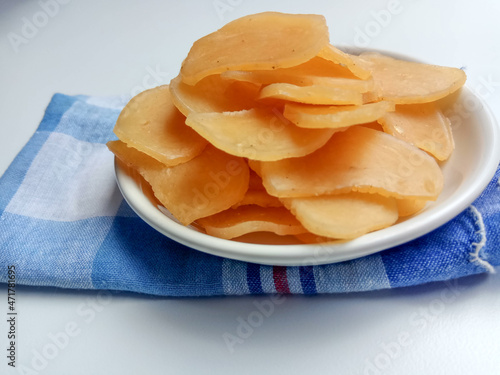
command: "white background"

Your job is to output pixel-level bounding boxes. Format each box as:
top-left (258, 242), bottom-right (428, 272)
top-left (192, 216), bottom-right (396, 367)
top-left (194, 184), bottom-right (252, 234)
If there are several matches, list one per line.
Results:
top-left (1, 0), bottom-right (500, 374)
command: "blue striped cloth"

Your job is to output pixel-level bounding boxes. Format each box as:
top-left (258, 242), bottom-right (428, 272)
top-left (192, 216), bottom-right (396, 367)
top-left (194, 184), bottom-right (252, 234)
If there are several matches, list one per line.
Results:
top-left (0, 94), bottom-right (498, 296)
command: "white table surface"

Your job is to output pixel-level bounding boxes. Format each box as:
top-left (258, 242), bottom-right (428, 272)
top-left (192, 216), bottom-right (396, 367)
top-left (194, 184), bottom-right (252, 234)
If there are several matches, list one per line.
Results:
top-left (1, 0), bottom-right (499, 374)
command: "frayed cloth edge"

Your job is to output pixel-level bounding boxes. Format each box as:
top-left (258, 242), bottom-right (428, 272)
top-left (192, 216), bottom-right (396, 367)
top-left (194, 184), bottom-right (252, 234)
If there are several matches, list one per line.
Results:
top-left (468, 205), bottom-right (496, 273)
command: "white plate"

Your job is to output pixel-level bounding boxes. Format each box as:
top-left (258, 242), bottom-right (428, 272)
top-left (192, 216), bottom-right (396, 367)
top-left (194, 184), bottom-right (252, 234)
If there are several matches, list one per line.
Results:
top-left (114, 53), bottom-right (500, 266)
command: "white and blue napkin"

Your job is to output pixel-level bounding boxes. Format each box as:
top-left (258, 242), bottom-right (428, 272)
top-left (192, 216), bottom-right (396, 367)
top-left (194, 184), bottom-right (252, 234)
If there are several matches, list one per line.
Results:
top-left (0, 94), bottom-right (498, 296)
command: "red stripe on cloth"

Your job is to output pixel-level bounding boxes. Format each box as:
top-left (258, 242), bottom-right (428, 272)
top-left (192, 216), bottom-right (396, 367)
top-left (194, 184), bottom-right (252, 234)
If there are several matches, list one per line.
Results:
top-left (273, 266), bottom-right (290, 294)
